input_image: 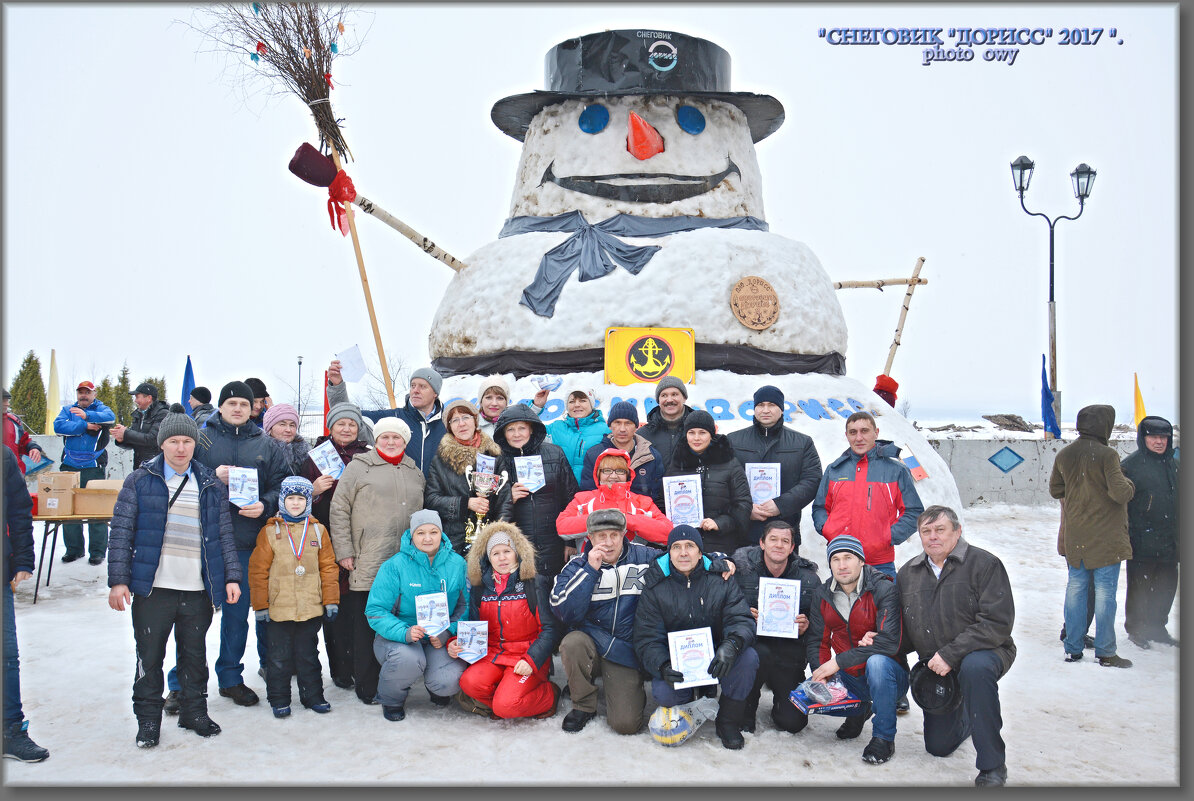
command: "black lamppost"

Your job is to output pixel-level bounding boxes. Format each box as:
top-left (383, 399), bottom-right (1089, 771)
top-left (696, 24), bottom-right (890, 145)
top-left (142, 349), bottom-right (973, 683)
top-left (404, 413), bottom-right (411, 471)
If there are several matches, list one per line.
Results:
top-left (297, 356), bottom-right (303, 418)
top-left (1010, 156), bottom-right (1096, 435)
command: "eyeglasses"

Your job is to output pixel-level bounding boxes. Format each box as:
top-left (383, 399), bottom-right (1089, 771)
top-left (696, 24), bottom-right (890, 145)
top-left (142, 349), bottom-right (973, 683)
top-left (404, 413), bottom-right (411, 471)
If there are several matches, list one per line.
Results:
top-left (599, 468), bottom-right (630, 477)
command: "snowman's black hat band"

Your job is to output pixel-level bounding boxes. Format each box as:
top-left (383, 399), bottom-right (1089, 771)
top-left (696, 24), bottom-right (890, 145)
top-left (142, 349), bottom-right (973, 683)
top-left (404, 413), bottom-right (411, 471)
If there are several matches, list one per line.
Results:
top-left (491, 29), bottom-right (785, 143)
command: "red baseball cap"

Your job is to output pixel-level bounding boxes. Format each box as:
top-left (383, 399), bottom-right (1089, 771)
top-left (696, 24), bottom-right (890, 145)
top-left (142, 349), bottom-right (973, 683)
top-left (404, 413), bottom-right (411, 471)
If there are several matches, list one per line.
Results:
top-left (76, 380), bottom-right (96, 391)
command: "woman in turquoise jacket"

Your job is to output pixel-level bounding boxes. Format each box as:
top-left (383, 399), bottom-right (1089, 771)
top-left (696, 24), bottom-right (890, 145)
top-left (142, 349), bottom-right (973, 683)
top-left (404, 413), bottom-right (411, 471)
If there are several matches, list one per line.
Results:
top-left (365, 509), bottom-right (468, 721)
top-left (545, 385), bottom-right (610, 483)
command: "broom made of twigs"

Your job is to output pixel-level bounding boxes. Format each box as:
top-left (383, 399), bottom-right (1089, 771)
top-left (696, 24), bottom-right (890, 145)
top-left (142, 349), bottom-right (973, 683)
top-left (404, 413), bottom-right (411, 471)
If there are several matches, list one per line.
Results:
top-left (187, 2), bottom-right (416, 407)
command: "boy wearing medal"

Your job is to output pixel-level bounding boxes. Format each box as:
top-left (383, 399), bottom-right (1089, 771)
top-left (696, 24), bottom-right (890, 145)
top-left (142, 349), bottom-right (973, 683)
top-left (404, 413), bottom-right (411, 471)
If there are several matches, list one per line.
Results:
top-left (249, 477), bottom-right (340, 718)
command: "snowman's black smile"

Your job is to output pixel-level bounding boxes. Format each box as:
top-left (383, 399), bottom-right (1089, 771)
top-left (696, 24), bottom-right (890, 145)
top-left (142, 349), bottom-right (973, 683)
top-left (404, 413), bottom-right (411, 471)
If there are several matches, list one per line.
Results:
top-left (541, 160), bottom-right (740, 204)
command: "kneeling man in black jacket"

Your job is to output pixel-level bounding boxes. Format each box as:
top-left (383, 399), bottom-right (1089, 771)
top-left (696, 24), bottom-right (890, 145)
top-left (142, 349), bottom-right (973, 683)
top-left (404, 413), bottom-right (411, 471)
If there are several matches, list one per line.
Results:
top-left (633, 525), bottom-right (758, 749)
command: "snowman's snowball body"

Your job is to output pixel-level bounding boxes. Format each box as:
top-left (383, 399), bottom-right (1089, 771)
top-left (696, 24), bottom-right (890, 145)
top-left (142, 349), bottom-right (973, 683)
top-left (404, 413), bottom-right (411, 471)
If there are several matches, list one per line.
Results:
top-left (429, 96), bottom-right (847, 361)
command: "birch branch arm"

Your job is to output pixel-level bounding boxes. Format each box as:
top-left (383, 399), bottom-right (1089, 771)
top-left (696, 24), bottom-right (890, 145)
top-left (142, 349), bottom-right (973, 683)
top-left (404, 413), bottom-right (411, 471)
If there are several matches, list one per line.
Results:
top-left (883, 256), bottom-right (926, 375)
top-left (833, 277), bottom-right (929, 290)
top-left (351, 193), bottom-right (466, 272)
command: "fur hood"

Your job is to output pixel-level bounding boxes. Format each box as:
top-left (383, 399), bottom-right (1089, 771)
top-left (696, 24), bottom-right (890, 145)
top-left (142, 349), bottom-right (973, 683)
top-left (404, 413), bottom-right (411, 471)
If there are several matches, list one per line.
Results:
top-left (467, 521), bottom-right (537, 585)
top-left (436, 429), bottom-right (502, 475)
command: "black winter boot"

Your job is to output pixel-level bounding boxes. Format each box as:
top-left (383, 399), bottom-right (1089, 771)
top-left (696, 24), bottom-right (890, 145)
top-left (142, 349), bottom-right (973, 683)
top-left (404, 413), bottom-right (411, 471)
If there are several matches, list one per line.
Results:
top-left (3, 721), bottom-right (49, 763)
top-left (741, 691), bottom-right (760, 733)
top-left (715, 697), bottom-right (747, 750)
top-left (835, 702), bottom-right (873, 740)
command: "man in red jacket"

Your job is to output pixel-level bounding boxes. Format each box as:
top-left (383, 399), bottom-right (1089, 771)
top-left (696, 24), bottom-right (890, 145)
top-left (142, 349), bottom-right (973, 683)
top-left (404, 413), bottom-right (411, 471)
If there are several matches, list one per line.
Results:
top-left (812, 412), bottom-right (923, 579)
top-left (2, 390), bottom-right (43, 474)
top-left (805, 535), bottom-right (908, 765)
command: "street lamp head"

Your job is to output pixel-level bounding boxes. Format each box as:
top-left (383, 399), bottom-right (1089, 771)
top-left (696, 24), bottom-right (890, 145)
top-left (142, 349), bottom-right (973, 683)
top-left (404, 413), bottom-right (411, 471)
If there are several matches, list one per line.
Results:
top-left (1010, 155), bottom-right (1035, 195)
top-left (1071, 163), bottom-right (1096, 201)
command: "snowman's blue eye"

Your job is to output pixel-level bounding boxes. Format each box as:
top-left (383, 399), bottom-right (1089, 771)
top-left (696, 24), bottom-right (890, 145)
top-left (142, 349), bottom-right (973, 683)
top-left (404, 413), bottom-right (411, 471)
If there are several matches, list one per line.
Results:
top-left (676, 105), bottom-right (705, 134)
top-left (578, 104), bottom-right (609, 134)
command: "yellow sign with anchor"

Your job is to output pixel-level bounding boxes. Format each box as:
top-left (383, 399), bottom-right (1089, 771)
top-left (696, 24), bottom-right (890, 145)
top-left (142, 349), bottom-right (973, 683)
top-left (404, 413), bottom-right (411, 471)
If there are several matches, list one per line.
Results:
top-left (604, 327), bottom-right (695, 386)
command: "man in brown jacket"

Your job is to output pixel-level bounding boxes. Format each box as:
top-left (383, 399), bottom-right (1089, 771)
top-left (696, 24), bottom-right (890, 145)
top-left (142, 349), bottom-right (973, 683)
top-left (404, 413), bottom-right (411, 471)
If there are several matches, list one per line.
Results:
top-left (1049, 404), bottom-right (1135, 668)
top-left (898, 506), bottom-right (1015, 787)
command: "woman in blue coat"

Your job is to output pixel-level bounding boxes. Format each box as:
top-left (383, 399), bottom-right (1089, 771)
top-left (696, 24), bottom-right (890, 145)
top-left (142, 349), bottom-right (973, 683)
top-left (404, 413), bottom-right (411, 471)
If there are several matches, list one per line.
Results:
top-left (545, 385), bottom-right (609, 483)
top-left (365, 509), bottom-right (468, 721)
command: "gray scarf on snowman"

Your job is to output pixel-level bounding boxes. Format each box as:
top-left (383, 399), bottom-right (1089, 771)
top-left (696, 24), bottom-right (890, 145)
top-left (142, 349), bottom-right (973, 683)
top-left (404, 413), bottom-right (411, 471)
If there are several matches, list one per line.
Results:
top-left (500, 210), bottom-right (768, 317)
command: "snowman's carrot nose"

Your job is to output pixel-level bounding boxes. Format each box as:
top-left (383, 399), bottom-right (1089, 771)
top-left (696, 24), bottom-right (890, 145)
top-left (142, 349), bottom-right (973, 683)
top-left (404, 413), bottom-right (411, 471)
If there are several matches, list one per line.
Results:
top-left (626, 111), bottom-right (665, 160)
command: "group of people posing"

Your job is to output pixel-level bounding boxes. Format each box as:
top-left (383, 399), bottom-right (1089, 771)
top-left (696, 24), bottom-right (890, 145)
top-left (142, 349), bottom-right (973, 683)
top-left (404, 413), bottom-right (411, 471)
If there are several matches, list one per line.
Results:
top-left (3, 362), bottom-right (1172, 788)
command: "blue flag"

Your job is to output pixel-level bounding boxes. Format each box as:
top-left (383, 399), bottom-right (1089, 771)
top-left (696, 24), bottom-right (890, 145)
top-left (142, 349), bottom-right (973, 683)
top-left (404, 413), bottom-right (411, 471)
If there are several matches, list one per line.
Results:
top-left (1041, 354), bottom-right (1061, 438)
top-left (181, 355), bottom-right (196, 411)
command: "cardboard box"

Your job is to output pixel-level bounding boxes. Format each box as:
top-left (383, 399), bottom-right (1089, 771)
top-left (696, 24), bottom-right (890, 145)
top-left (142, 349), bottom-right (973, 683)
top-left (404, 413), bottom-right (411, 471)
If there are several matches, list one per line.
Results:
top-left (39, 489), bottom-right (74, 516)
top-left (38, 471), bottom-right (80, 493)
top-left (72, 482), bottom-right (122, 517)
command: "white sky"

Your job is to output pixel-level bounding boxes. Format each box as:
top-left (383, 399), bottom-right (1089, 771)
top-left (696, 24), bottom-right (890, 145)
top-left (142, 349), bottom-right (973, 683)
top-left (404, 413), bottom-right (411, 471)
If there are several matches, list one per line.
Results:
top-left (2, 3), bottom-right (1179, 423)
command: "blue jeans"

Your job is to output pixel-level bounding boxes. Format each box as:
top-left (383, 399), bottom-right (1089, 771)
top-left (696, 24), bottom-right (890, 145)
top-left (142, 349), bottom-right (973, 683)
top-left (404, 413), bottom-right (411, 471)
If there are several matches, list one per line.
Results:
top-left (168, 549), bottom-right (266, 691)
top-left (1064, 561), bottom-right (1121, 657)
top-left (825, 654), bottom-right (909, 742)
top-left (870, 562), bottom-right (897, 580)
top-left (3, 582), bottom-right (24, 727)
top-left (651, 646), bottom-right (759, 705)
top-left (61, 465), bottom-right (108, 558)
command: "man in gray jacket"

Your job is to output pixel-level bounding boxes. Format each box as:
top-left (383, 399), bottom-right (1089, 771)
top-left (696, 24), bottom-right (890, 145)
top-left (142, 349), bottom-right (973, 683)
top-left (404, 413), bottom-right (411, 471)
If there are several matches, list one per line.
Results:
top-left (897, 506), bottom-right (1015, 787)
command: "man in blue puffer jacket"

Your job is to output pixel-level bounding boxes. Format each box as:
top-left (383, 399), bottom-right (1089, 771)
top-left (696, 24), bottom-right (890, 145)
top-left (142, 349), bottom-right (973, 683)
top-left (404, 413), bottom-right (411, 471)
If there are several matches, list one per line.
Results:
top-left (107, 406), bottom-right (242, 748)
top-left (53, 379), bottom-right (116, 565)
top-left (551, 508), bottom-right (734, 736)
top-left (165, 381), bottom-right (289, 711)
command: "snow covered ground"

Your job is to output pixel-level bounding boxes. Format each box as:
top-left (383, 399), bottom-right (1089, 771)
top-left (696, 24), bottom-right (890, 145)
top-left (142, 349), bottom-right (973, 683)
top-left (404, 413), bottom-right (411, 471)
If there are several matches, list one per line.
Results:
top-left (4, 504), bottom-right (1178, 787)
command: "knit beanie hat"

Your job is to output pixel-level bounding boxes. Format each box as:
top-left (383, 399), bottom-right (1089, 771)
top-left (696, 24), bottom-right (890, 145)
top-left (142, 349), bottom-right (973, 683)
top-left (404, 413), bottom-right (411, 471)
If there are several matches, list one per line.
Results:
top-left (827, 535), bottom-right (865, 562)
top-left (263, 403), bottom-right (300, 435)
top-left (477, 374), bottom-right (510, 402)
top-left (607, 401), bottom-right (639, 426)
top-left (190, 386), bottom-right (212, 405)
top-left (410, 509), bottom-right (442, 532)
top-left (667, 524), bottom-right (704, 552)
top-left (486, 531), bottom-right (514, 557)
top-left (410, 367), bottom-right (443, 396)
top-left (278, 476), bottom-right (313, 520)
top-left (563, 382), bottom-right (596, 408)
top-left (753, 385), bottom-right (784, 408)
top-left (373, 417), bottom-right (411, 444)
top-left (219, 380), bottom-right (254, 407)
top-left (326, 402), bottom-right (373, 445)
top-left (654, 376), bottom-right (689, 402)
top-left (443, 400), bottom-right (480, 427)
top-left (157, 403), bottom-right (199, 446)
top-left (683, 410), bottom-right (716, 435)
top-left (244, 377), bottom-right (269, 400)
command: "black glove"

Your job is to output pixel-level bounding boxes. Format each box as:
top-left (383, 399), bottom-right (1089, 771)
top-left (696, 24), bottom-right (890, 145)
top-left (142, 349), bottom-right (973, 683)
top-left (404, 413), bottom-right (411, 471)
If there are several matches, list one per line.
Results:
top-left (707, 639), bottom-right (740, 679)
top-left (661, 663), bottom-right (686, 685)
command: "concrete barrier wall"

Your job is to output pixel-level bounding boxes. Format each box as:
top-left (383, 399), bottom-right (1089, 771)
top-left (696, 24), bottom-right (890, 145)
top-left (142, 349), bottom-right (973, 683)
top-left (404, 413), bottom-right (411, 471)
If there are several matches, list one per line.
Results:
top-left (927, 438), bottom-right (1138, 507)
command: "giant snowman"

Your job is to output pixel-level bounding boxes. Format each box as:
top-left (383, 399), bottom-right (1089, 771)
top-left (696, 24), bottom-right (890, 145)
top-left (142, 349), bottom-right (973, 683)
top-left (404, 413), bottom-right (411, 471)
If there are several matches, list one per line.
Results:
top-left (420, 29), bottom-right (961, 546)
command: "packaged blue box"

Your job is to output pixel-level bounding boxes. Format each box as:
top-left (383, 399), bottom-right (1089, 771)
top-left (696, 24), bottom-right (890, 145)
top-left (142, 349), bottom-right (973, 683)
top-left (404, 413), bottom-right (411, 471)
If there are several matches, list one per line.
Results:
top-left (789, 686), bottom-right (863, 716)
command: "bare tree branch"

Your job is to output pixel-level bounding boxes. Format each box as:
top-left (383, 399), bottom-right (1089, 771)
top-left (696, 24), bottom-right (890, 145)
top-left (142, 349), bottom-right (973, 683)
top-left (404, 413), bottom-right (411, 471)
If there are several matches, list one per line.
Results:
top-left (177, 3), bottom-right (372, 159)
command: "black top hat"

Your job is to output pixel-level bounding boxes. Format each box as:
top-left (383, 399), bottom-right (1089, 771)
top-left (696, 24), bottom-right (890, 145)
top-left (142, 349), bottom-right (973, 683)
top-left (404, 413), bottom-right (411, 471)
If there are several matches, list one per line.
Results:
top-left (491, 29), bottom-right (785, 143)
top-left (909, 660), bottom-right (963, 715)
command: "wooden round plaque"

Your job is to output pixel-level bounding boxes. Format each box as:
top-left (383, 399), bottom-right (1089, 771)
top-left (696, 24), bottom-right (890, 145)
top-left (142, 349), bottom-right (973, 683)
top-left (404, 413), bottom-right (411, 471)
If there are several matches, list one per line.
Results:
top-left (730, 276), bottom-right (780, 330)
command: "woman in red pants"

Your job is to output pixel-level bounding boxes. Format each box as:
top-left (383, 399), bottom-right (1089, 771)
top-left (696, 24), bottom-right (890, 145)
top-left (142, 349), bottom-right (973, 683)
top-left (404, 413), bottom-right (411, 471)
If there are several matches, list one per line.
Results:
top-left (450, 522), bottom-right (561, 720)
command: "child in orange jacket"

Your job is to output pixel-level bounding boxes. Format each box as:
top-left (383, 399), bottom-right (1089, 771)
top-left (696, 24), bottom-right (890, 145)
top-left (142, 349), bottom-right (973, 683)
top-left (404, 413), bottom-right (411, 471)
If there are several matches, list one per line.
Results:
top-left (249, 476), bottom-right (339, 718)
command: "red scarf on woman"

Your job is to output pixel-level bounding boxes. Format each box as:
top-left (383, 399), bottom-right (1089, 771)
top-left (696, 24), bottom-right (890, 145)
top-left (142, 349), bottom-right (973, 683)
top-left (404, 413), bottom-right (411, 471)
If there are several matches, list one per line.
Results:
top-left (377, 448), bottom-right (406, 465)
top-left (453, 431), bottom-right (482, 448)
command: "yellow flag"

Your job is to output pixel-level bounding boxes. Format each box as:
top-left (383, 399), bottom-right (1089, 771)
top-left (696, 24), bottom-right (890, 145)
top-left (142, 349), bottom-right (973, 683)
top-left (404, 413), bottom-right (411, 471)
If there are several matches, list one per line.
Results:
top-left (1133, 372), bottom-right (1147, 427)
top-left (604, 327), bottom-right (695, 386)
top-left (44, 348), bottom-right (60, 434)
